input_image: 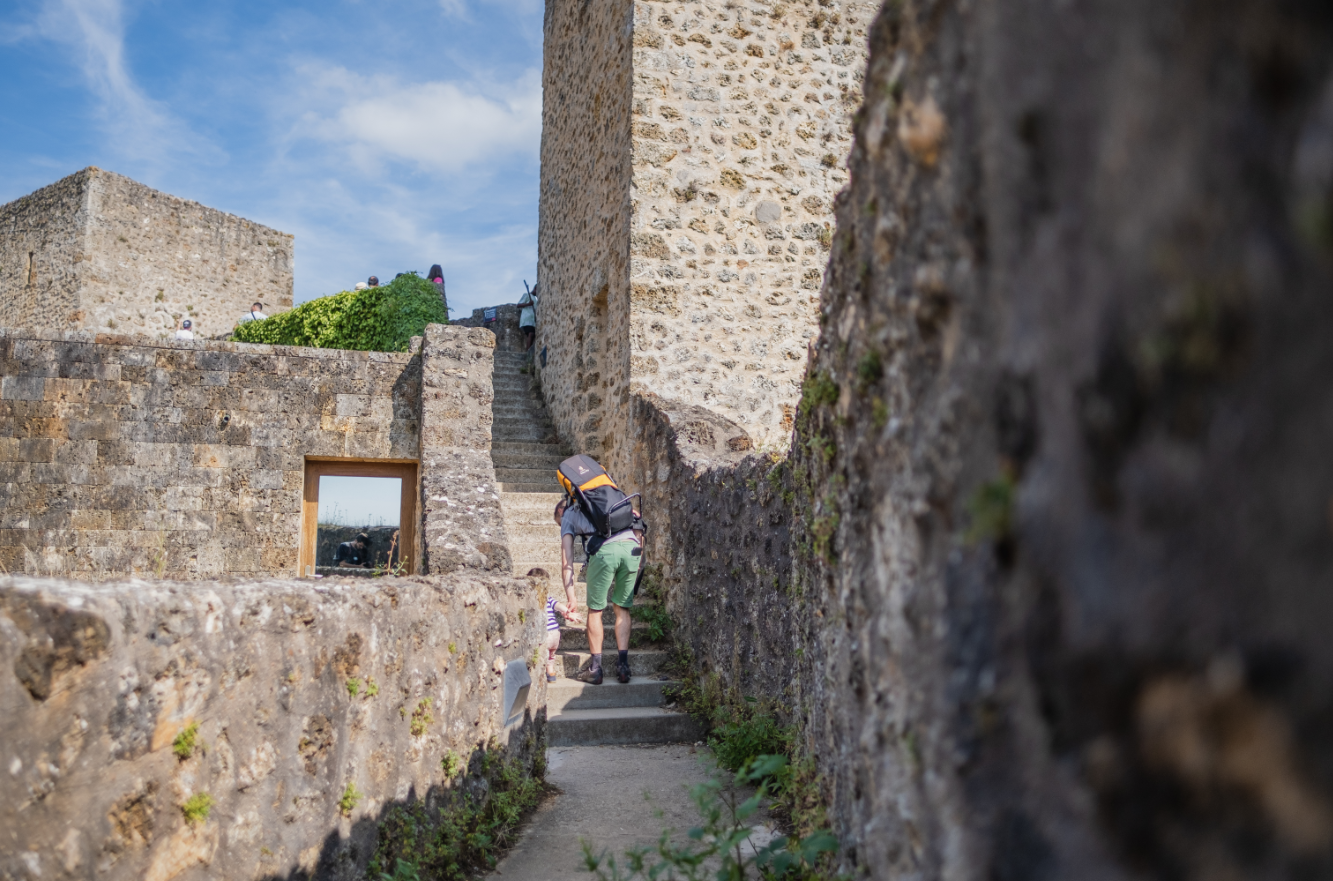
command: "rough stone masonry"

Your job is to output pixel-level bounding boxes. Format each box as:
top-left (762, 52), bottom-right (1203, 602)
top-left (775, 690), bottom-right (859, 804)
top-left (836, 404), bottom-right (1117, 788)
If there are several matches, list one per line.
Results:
top-left (611, 0), bottom-right (1333, 879)
top-left (0, 572), bottom-right (548, 880)
top-left (537, 0), bottom-right (873, 478)
top-left (0, 168), bottom-right (293, 340)
top-left (0, 323), bottom-right (509, 580)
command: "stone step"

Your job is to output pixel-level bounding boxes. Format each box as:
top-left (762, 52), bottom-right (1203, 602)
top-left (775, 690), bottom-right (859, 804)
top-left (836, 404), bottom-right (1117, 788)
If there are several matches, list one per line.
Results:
top-left (495, 468), bottom-right (560, 486)
top-left (546, 678), bottom-right (672, 713)
top-left (557, 622), bottom-right (655, 651)
top-left (506, 543), bottom-right (562, 565)
top-left (502, 523), bottom-right (561, 543)
top-left (491, 452), bottom-right (566, 469)
top-left (547, 707), bottom-right (703, 746)
top-left (499, 490), bottom-right (565, 504)
top-left (559, 648), bottom-right (667, 678)
top-left (501, 482), bottom-right (567, 493)
top-left (492, 431), bottom-right (557, 445)
top-left (491, 417), bottom-right (555, 431)
top-left (493, 441), bottom-right (570, 457)
top-left (492, 400), bottom-right (547, 414)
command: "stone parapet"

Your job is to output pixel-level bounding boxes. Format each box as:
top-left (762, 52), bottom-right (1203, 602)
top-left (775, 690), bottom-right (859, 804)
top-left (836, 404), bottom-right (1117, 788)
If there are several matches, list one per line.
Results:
top-left (0, 572), bottom-right (547, 878)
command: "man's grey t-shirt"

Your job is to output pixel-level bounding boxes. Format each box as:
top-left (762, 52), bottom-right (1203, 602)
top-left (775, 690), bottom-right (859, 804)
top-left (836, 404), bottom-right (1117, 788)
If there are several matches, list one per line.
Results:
top-left (560, 507), bottom-right (636, 545)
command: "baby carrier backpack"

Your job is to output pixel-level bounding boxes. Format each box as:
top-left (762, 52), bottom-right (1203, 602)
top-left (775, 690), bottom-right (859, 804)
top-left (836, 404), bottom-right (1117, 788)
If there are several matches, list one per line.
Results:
top-left (557, 455), bottom-right (641, 557)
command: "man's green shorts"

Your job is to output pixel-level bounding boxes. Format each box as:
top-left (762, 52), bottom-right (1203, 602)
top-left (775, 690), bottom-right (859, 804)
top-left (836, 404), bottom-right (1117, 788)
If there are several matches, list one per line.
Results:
top-left (585, 541), bottom-right (640, 611)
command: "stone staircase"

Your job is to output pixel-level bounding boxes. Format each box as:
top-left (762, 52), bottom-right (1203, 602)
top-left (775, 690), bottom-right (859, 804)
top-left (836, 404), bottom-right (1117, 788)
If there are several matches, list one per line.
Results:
top-left (488, 347), bottom-right (700, 746)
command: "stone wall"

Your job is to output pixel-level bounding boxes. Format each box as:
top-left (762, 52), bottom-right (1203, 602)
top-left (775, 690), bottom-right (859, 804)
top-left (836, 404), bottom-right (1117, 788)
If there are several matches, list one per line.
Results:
top-left (626, 0), bottom-right (871, 454)
top-left (648, 0), bottom-right (1333, 878)
top-left (0, 168), bottom-right (293, 340)
top-left (418, 323), bottom-right (512, 575)
top-left (537, 0), bottom-right (867, 481)
top-left (536, 0), bottom-right (635, 472)
top-left (0, 571), bottom-right (548, 879)
top-left (0, 325), bottom-right (506, 581)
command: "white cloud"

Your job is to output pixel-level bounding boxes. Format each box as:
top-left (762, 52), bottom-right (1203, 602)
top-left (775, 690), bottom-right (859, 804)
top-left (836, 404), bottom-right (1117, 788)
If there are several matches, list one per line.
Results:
top-left (291, 65), bottom-right (540, 176)
top-left (19, 0), bottom-right (218, 165)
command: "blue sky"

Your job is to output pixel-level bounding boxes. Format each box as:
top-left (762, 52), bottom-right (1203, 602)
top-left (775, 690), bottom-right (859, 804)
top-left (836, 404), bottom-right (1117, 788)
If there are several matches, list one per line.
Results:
top-left (0, 0), bottom-right (543, 317)
top-left (318, 475), bottom-right (402, 528)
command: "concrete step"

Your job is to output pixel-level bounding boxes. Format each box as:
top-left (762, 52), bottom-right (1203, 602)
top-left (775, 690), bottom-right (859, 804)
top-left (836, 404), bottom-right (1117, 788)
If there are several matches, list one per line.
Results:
top-left (547, 707), bottom-right (703, 746)
top-left (546, 678), bottom-right (672, 713)
top-left (560, 648), bottom-right (668, 678)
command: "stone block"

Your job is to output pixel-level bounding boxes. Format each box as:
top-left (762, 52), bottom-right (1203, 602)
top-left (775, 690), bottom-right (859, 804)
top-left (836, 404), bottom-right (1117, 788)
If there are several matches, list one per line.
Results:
top-left (1, 375), bottom-right (46, 401)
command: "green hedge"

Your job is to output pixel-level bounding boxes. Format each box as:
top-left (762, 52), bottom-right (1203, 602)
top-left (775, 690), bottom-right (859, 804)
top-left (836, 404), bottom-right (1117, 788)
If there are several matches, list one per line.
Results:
top-left (232, 273), bottom-right (448, 352)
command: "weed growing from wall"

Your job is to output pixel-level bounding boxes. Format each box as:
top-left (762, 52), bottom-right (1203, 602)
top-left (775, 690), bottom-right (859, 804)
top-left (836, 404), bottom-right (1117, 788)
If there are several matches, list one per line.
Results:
top-left (370, 745), bottom-right (547, 880)
top-left (232, 273), bottom-right (448, 352)
top-left (583, 755), bottom-right (837, 881)
top-left (172, 722), bottom-right (201, 760)
top-left (181, 792), bottom-right (215, 825)
top-left (666, 653), bottom-right (834, 845)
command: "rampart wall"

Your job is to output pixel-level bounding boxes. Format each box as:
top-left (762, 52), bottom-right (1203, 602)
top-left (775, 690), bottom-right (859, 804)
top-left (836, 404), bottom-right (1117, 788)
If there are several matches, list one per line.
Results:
top-left (629, 0), bottom-right (1333, 878)
top-left (536, 0), bottom-right (866, 479)
top-left (0, 571), bottom-right (547, 879)
top-left (536, 0), bottom-right (635, 471)
top-left (0, 324), bottom-right (508, 580)
top-left (0, 168), bottom-right (294, 340)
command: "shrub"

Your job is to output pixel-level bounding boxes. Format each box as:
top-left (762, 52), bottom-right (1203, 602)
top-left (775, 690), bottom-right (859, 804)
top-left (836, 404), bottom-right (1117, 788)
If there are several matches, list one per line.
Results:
top-left (232, 273), bottom-right (448, 352)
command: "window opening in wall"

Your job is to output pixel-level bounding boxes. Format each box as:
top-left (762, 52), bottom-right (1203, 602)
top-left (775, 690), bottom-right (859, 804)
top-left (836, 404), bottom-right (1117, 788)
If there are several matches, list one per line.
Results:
top-left (25, 252), bottom-right (34, 288)
top-left (300, 459), bottom-right (418, 577)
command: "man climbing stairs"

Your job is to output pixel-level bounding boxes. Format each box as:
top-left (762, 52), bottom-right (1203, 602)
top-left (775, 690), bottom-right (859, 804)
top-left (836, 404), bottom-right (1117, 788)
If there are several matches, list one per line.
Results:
top-left (488, 346), bottom-right (699, 746)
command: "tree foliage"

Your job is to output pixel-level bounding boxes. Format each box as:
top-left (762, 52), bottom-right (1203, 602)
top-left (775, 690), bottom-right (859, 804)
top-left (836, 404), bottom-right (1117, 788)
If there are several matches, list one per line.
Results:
top-left (232, 273), bottom-right (448, 352)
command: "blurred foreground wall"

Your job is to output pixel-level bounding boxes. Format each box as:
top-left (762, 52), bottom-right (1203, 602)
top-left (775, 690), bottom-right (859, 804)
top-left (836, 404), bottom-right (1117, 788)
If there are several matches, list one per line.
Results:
top-left (642, 0), bottom-right (1333, 877)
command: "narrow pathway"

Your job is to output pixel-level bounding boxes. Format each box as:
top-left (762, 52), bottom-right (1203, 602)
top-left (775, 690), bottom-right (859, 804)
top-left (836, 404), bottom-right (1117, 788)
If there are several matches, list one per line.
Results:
top-left (488, 346), bottom-right (699, 746)
top-left (491, 745), bottom-right (721, 880)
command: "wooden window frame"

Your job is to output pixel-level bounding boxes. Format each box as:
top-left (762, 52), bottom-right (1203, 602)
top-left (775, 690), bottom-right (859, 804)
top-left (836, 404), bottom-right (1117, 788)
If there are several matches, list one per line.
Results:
top-left (299, 457), bottom-right (419, 577)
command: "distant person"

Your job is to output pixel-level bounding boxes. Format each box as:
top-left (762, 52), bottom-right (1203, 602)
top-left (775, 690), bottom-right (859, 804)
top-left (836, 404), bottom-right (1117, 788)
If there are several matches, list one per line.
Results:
top-left (355, 282), bottom-right (369, 291)
top-left (336, 533), bottom-right (371, 568)
top-left (428, 264), bottom-right (445, 289)
top-left (367, 276), bottom-right (379, 288)
top-left (518, 283), bottom-right (539, 350)
top-left (237, 302), bottom-right (267, 325)
top-left (175, 319), bottom-right (194, 340)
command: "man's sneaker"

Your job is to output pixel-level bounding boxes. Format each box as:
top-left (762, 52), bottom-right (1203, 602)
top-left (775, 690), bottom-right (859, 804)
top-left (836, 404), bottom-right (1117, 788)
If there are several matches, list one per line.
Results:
top-left (581, 666), bottom-right (603, 685)
top-left (616, 660), bottom-right (631, 684)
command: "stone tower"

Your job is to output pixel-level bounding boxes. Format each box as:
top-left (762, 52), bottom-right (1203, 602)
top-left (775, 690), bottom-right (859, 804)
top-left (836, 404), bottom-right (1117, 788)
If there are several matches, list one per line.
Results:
top-left (537, 0), bottom-right (874, 478)
top-left (0, 167), bottom-right (293, 339)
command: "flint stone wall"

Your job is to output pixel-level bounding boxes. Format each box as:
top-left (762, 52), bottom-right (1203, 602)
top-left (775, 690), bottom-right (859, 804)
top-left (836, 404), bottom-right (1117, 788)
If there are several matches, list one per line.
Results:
top-left (0, 168), bottom-right (293, 341)
top-left (0, 572), bottom-right (547, 880)
top-left (536, 0), bottom-right (635, 471)
top-left (0, 324), bottom-right (507, 580)
top-left (645, 0), bottom-right (1333, 878)
top-left (537, 0), bottom-right (866, 480)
